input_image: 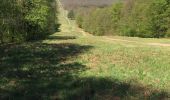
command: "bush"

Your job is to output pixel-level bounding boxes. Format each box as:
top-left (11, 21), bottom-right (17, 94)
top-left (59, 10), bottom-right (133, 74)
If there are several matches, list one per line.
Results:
top-left (68, 10), bottom-right (75, 20)
top-left (0, 0), bottom-right (58, 43)
top-left (24, 0), bottom-right (58, 40)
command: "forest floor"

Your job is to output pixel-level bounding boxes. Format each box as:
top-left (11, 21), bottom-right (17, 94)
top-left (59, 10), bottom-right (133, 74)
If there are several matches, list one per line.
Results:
top-left (0, 0), bottom-right (170, 100)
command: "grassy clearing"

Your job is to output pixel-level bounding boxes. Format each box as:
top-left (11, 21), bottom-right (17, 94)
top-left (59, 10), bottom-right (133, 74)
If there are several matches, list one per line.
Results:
top-left (0, 0), bottom-right (170, 99)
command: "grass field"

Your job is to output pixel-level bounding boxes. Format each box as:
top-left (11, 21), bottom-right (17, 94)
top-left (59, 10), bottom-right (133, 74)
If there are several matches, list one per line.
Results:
top-left (0, 0), bottom-right (170, 99)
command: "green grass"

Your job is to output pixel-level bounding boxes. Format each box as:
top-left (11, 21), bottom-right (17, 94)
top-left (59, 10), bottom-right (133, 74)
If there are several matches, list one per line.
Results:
top-left (0, 0), bottom-right (170, 99)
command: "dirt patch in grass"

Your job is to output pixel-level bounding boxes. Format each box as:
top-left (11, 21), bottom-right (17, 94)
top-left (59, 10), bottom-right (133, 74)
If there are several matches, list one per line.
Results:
top-left (148, 43), bottom-right (170, 47)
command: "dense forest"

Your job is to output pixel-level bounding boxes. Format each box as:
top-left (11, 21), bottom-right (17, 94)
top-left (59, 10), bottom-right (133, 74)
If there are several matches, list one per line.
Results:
top-left (0, 0), bottom-right (58, 44)
top-left (68, 0), bottom-right (170, 38)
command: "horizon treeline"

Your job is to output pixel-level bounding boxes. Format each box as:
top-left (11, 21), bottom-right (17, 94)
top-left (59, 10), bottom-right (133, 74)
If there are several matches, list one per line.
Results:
top-left (61, 0), bottom-right (119, 10)
top-left (0, 0), bottom-right (58, 44)
top-left (73, 0), bottom-right (170, 38)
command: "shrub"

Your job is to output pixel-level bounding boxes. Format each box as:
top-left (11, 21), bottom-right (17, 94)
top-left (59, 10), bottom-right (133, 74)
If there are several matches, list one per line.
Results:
top-left (68, 10), bottom-right (75, 20)
top-left (0, 0), bottom-right (58, 43)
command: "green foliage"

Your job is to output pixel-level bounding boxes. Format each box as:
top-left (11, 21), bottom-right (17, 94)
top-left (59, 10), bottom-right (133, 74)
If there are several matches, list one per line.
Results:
top-left (75, 0), bottom-right (170, 38)
top-left (24, 0), bottom-right (58, 40)
top-left (0, 0), bottom-right (58, 43)
top-left (75, 6), bottom-right (121, 36)
top-left (68, 10), bottom-right (75, 20)
top-left (75, 14), bottom-right (83, 28)
top-left (123, 0), bottom-right (170, 38)
top-left (148, 0), bottom-right (168, 37)
top-left (0, 0), bottom-right (23, 43)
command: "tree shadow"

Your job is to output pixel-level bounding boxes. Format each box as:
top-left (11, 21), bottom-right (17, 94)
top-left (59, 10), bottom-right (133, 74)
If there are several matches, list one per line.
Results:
top-left (47, 36), bottom-right (77, 40)
top-left (0, 41), bottom-right (92, 100)
top-left (61, 77), bottom-right (169, 100)
top-left (0, 36), bottom-right (169, 100)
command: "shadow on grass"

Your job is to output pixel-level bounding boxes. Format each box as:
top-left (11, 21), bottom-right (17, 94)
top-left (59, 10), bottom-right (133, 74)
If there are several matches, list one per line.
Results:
top-left (58, 77), bottom-right (169, 100)
top-left (0, 37), bottom-right (169, 100)
top-left (0, 42), bottom-right (92, 100)
top-left (47, 36), bottom-right (77, 40)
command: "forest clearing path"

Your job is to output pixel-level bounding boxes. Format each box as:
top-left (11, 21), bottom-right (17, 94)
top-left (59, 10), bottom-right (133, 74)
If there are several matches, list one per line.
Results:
top-left (0, 1), bottom-right (169, 99)
top-left (42, 0), bottom-right (170, 99)
top-left (55, 0), bottom-right (170, 47)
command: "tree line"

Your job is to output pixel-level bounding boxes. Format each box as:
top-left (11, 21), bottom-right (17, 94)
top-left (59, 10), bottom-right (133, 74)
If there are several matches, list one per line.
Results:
top-left (61, 0), bottom-right (118, 10)
top-left (73, 0), bottom-right (170, 38)
top-left (0, 0), bottom-right (58, 44)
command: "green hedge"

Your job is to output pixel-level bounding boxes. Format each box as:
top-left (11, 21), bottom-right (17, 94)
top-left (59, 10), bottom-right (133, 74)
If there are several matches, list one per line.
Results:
top-left (0, 0), bottom-right (58, 43)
